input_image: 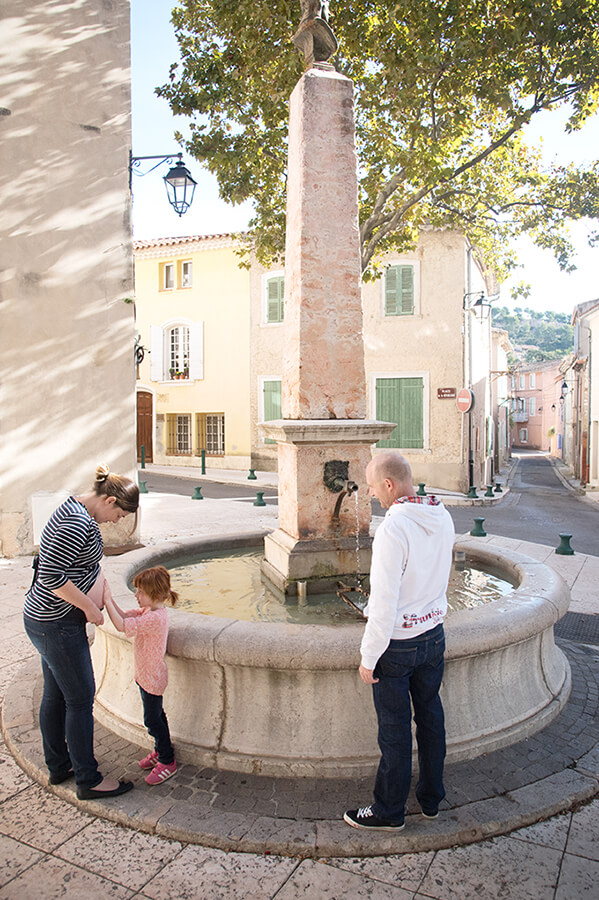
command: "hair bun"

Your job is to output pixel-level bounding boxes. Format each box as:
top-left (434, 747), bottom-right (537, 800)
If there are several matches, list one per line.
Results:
top-left (95, 464), bottom-right (110, 482)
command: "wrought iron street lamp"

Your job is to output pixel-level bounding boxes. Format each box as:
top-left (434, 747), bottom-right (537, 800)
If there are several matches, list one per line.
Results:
top-left (128, 151), bottom-right (197, 216)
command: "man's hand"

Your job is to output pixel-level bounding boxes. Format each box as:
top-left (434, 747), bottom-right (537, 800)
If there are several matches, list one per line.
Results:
top-left (359, 665), bottom-right (379, 684)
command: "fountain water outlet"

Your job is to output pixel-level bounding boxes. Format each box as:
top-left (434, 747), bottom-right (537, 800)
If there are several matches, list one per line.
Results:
top-left (323, 460), bottom-right (359, 521)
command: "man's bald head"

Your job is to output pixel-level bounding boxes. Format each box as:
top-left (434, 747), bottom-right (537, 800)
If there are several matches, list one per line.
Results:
top-left (366, 452), bottom-right (415, 508)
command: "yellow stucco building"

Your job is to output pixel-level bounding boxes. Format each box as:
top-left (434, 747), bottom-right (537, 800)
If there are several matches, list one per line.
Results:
top-left (134, 235), bottom-right (251, 468)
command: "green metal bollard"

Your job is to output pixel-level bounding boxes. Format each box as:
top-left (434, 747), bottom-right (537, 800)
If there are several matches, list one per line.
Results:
top-left (201, 449), bottom-right (206, 475)
top-left (466, 486), bottom-right (478, 499)
top-left (138, 480), bottom-right (148, 494)
top-left (192, 486), bottom-right (204, 500)
top-left (248, 469), bottom-right (257, 480)
top-left (470, 517), bottom-right (487, 537)
top-left (484, 484), bottom-right (494, 497)
top-left (416, 483), bottom-right (427, 496)
top-left (253, 491), bottom-right (266, 507)
top-left (555, 533), bottom-right (574, 555)
top-left (494, 483), bottom-right (503, 493)
top-left (140, 445), bottom-right (146, 469)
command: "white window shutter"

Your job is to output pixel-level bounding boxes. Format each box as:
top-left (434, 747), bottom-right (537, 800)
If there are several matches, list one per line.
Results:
top-left (189, 321), bottom-right (204, 380)
top-left (150, 325), bottom-right (163, 381)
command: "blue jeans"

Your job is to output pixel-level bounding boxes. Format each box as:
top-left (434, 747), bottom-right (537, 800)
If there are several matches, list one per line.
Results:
top-left (371, 623), bottom-right (446, 822)
top-left (138, 685), bottom-right (174, 764)
top-left (23, 614), bottom-right (102, 789)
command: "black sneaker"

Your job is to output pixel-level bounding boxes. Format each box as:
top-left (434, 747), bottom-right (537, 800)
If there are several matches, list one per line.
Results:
top-left (421, 808), bottom-right (439, 819)
top-left (343, 805), bottom-right (405, 831)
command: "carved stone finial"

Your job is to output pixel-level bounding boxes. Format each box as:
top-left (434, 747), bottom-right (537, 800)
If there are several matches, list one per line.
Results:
top-left (292, 0), bottom-right (338, 69)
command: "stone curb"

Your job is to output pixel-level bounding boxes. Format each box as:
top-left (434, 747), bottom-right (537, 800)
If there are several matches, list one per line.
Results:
top-left (2, 654), bottom-right (598, 859)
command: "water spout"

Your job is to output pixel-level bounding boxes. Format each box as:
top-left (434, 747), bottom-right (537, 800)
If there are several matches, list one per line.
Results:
top-left (332, 480), bottom-right (358, 520)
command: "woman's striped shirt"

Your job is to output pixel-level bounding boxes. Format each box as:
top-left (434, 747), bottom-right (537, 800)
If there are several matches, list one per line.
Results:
top-left (24, 496), bottom-right (103, 621)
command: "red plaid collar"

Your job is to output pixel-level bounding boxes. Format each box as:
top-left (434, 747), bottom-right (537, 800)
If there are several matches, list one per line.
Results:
top-left (393, 495), bottom-right (441, 506)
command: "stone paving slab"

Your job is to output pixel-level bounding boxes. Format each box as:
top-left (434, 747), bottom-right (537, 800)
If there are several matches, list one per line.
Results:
top-left (3, 639), bottom-right (598, 859)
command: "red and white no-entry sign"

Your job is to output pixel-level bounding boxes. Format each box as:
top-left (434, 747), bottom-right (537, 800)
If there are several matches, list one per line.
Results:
top-left (456, 388), bottom-right (474, 413)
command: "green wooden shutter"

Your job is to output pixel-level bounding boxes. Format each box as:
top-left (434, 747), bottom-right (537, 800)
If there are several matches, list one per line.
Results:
top-left (385, 266), bottom-right (414, 316)
top-left (376, 377), bottom-right (423, 448)
top-left (385, 267), bottom-right (399, 316)
top-left (263, 380), bottom-right (282, 443)
top-left (400, 266), bottom-right (414, 314)
top-left (267, 277), bottom-right (284, 323)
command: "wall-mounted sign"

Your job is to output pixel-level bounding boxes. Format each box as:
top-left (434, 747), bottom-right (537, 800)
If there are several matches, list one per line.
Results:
top-left (456, 388), bottom-right (474, 413)
top-left (437, 387), bottom-right (457, 399)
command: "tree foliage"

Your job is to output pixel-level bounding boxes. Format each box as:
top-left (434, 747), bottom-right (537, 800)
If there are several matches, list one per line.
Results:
top-left (492, 305), bottom-right (574, 360)
top-left (159, 0), bottom-right (599, 278)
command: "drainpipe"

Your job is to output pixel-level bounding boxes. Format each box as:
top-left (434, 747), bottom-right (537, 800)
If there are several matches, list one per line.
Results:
top-left (466, 248), bottom-right (474, 489)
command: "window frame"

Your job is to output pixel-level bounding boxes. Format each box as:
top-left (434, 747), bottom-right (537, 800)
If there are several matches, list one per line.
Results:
top-left (166, 413), bottom-right (192, 455)
top-left (160, 262), bottom-right (175, 291)
top-left (262, 271), bottom-right (285, 325)
top-left (180, 259), bottom-right (193, 289)
top-left (380, 261), bottom-right (420, 318)
top-left (196, 413), bottom-right (225, 456)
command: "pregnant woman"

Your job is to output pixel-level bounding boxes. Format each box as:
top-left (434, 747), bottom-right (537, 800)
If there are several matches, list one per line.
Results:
top-left (24, 465), bottom-right (139, 799)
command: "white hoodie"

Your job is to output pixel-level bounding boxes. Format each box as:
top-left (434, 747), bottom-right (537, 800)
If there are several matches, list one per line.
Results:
top-left (360, 497), bottom-right (455, 670)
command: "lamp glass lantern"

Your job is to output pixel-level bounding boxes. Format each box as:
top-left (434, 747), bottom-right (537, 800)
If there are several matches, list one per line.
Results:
top-left (164, 160), bottom-right (197, 217)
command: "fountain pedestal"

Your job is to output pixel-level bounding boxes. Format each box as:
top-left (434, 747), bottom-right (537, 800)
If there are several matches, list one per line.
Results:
top-left (261, 67), bottom-right (394, 592)
top-left (261, 419), bottom-right (394, 593)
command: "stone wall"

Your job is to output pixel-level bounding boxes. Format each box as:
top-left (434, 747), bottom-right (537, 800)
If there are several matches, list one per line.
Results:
top-left (0, 0), bottom-right (136, 555)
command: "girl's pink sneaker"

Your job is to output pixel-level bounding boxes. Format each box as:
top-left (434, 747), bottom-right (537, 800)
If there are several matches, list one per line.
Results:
top-left (145, 760), bottom-right (177, 785)
top-left (138, 750), bottom-right (159, 770)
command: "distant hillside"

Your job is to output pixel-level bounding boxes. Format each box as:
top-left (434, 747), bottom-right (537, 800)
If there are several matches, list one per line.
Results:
top-left (492, 307), bottom-right (574, 363)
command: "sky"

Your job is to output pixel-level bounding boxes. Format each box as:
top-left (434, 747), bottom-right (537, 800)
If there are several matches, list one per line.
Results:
top-left (130, 0), bottom-right (599, 316)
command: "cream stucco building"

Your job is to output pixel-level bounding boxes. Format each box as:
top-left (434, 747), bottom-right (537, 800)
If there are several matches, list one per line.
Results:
top-left (134, 235), bottom-right (252, 469)
top-left (137, 230), bottom-right (497, 494)
top-left (1, 0), bottom-right (136, 557)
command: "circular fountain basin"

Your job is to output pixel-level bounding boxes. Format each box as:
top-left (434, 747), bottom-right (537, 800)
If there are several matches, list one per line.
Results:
top-left (94, 532), bottom-right (571, 777)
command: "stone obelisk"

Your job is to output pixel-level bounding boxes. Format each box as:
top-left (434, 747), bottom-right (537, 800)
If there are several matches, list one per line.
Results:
top-left (261, 12), bottom-right (393, 593)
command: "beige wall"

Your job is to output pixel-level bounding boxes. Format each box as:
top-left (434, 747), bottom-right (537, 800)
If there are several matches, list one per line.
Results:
top-left (0, 0), bottom-right (136, 556)
top-left (134, 237), bottom-right (251, 467)
top-left (250, 231), bottom-right (493, 491)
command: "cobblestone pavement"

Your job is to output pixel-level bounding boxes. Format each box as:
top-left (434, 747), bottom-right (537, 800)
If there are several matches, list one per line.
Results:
top-left (1, 489), bottom-right (598, 897)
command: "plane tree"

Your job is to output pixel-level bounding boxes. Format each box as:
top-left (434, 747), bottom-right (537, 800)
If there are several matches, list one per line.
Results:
top-left (158, 0), bottom-right (599, 279)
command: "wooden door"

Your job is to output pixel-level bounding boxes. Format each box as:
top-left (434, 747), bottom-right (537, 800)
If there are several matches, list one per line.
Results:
top-left (136, 391), bottom-right (153, 463)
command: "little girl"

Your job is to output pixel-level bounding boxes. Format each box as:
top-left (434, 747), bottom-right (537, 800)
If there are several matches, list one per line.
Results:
top-left (103, 566), bottom-right (178, 785)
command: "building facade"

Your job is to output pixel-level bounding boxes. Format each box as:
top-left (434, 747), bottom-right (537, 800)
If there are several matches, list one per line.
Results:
top-left (134, 235), bottom-right (252, 469)
top-left (1, 0), bottom-right (136, 556)
top-left (509, 360), bottom-right (564, 453)
top-left (565, 300), bottom-right (599, 488)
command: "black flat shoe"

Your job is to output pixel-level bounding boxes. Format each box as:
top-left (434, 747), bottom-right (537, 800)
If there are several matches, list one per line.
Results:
top-left (49, 769), bottom-right (74, 785)
top-left (77, 780), bottom-right (134, 800)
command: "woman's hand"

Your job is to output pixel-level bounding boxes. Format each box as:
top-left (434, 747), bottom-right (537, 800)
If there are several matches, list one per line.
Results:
top-left (86, 605), bottom-right (104, 626)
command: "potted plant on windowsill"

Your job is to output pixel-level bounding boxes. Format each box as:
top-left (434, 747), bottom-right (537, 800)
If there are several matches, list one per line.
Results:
top-left (183, 367), bottom-right (189, 380)
top-left (169, 368), bottom-right (176, 380)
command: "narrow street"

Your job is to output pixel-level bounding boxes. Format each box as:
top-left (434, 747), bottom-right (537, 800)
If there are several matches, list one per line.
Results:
top-left (448, 451), bottom-right (599, 557)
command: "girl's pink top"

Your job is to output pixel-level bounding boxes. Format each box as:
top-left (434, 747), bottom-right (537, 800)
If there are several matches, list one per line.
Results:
top-left (123, 607), bottom-right (169, 695)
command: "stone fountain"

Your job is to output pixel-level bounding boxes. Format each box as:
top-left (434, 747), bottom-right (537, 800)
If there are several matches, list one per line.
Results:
top-left (91, 6), bottom-right (571, 777)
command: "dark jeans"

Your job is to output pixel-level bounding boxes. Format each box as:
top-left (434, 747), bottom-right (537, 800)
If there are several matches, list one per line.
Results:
top-left (371, 623), bottom-right (446, 822)
top-left (23, 614), bottom-right (102, 789)
top-left (138, 685), bottom-right (174, 764)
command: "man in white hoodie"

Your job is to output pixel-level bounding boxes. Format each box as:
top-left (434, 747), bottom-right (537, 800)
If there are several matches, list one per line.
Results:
top-left (344, 451), bottom-right (455, 831)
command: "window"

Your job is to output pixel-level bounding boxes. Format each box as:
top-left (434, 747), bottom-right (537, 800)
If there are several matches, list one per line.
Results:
top-left (265, 275), bottom-right (284, 323)
top-left (375, 376), bottom-right (424, 449)
top-left (529, 373), bottom-right (536, 389)
top-left (384, 265), bottom-right (414, 316)
top-left (529, 397), bottom-right (536, 417)
top-left (519, 428), bottom-right (528, 443)
top-left (261, 379), bottom-right (282, 444)
top-left (168, 325), bottom-right (189, 379)
top-left (196, 413), bottom-right (225, 456)
top-left (510, 375), bottom-right (516, 390)
top-left (166, 414), bottom-right (191, 455)
top-left (161, 263), bottom-right (174, 290)
top-left (519, 374), bottom-right (525, 389)
top-left (181, 260), bottom-right (192, 288)
top-left (149, 320), bottom-right (204, 382)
